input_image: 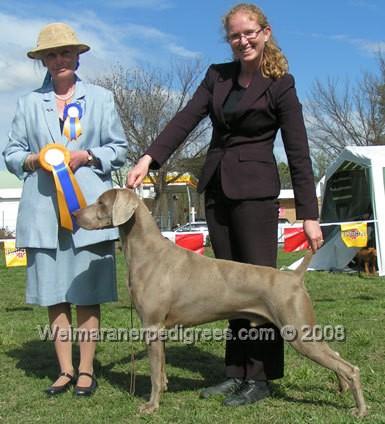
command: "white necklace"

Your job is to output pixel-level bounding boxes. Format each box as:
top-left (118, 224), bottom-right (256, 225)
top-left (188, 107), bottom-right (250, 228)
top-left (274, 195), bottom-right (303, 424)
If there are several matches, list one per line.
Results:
top-left (55, 87), bottom-right (75, 102)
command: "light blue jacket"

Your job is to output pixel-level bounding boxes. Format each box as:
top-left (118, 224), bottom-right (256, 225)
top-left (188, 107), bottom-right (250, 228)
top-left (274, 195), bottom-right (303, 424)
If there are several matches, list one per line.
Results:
top-left (3, 77), bottom-right (128, 249)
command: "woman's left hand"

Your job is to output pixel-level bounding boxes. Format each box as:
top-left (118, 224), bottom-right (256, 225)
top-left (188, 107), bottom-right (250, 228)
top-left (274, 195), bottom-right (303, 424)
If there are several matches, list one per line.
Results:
top-left (303, 219), bottom-right (323, 253)
top-left (69, 150), bottom-right (89, 172)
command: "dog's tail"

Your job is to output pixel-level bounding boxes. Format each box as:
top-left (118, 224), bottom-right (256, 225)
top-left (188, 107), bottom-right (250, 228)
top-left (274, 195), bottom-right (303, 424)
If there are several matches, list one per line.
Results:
top-left (292, 250), bottom-right (313, 280)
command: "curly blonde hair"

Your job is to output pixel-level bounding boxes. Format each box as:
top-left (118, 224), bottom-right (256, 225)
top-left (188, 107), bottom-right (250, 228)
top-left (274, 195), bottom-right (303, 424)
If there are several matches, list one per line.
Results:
top-left (222, 3), bottom-right (288, 79)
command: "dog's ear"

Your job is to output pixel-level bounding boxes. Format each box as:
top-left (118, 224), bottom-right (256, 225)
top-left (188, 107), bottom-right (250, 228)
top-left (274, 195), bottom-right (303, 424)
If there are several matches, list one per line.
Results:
top-left (112, 189), bottom-right (139, 226)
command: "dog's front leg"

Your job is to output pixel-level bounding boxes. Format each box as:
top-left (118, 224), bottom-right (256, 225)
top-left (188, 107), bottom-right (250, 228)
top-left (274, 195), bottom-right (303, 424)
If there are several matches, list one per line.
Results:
top-left (139, 337), bottom-right (164, 414)
top-left (161, 340), bottom-right (168, 392)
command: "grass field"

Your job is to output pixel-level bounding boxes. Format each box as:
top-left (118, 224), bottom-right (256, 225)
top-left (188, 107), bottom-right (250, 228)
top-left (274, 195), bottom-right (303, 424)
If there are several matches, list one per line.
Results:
top-left (0, 248), bottom-right (384, 424)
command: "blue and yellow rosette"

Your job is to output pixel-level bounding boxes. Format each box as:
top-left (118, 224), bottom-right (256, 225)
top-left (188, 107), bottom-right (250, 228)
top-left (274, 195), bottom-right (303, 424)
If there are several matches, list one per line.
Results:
top-left (39, 144), bottom-right (87, 231)
top-left (63, 102), bottom-right (82, 141)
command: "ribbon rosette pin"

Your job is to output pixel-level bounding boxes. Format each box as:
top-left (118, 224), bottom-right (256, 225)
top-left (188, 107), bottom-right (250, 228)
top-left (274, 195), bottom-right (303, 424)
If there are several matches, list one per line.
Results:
top-left (63, 102), bottom-right (82, 141)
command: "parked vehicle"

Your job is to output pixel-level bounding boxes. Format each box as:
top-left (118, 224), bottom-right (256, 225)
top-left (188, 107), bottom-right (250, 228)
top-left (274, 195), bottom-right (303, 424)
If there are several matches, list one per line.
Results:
top-left (162, 220), bottom-right (210, 246)
top-left (163, 219), bottom-right (299, 247)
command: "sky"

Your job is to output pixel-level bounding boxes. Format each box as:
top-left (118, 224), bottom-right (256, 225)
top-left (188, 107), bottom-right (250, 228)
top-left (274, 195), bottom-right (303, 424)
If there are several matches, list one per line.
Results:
top-left (1, 0), bottom-right (385, 169)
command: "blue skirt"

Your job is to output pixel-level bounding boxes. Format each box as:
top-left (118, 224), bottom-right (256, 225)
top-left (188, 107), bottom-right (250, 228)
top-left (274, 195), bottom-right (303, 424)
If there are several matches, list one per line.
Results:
top-left (26, 229), bottom-right (117, 307)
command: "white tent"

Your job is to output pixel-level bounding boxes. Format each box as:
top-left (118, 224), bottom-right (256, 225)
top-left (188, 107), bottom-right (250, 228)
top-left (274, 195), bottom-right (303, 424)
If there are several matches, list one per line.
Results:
top-left (0, 170), bottom-right (22, 234)
top-left (291, 146), bottom-right (385, 276)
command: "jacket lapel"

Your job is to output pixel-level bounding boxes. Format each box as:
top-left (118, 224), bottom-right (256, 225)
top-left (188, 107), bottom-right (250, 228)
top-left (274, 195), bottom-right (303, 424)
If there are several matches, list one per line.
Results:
top-left (213, 62), bottom-right (238, 126)
top-left (213, 63), bottom-right (274, 124)
top-left (72, 78), bottom-right (87, 145)
top-left (73, 77), bottom-right (86, 107)
top-left (41, 82), bottom-right (62, 144)
top-left (236, 69), bottom-right (273, 114)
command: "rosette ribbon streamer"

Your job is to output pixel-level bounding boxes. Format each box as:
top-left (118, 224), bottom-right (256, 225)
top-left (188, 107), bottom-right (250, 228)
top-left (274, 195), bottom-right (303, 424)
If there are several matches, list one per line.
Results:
top-left (39, 144), bottom-right (87, 231)
top-left (63, 102), bottom-right (82, 141)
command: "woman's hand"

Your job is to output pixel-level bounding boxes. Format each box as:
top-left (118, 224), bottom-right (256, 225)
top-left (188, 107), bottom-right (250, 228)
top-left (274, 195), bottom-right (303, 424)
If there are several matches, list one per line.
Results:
top-left (23, 153), bottom-right (40, 172)
top-left (303, 219), bottom-right (324, 253)
top-left (126, 155), bottom-right (152, 188)
top-left (69, 150), bottom-right (89, 172)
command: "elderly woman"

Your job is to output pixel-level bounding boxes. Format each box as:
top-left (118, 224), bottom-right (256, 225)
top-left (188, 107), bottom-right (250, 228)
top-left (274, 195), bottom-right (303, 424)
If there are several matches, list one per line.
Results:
top-left (127, 3), bottom-right (323, 406)
top-left (3, 23), bottom-right (128, 396)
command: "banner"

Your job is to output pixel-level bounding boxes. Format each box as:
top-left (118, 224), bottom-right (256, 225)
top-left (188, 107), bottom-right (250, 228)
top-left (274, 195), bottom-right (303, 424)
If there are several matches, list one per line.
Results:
top-left (3, 240), bottom-right (27, 267)
top-left (340, 222), bottom-right (368, 247)
top-left (175, 233), bottom-right (205, 255)
top-left (283, 227), bottom-right (309, 252)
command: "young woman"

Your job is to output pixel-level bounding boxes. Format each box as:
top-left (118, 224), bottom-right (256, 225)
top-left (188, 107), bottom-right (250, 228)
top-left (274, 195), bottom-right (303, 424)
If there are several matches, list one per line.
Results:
top-left (126, 3), bottom-right (323, 406)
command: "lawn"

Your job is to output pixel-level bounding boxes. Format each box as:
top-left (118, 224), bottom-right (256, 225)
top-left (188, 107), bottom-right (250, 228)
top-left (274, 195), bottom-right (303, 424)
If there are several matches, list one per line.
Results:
top-left (0, 248), bottom-right (384, 424)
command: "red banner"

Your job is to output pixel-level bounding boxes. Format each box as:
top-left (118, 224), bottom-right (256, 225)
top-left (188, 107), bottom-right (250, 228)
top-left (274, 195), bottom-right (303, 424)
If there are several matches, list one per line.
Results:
top-left (175, 233), bottom-right (205, 255)
top-left (283, 227), bottom-right (309, 252)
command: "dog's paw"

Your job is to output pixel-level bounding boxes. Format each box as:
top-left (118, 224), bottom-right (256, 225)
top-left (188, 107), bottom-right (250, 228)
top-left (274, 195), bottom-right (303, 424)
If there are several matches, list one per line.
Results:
top-left (139, 402), bottom-right (159, 414)
top-left (337, 379), bottom-right (349, 393)
top-left (351, 406), bottom-right (368, 418)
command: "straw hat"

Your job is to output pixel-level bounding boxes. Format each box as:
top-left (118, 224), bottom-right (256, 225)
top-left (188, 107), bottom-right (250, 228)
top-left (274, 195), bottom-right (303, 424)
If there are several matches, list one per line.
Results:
top-left (27, 23), bottom-right (90, 59)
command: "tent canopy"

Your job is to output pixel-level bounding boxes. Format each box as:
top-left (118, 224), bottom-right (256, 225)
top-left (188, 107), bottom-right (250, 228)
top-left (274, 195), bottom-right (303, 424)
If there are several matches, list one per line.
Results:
top-left (308, 146), bottom-right (385, 276)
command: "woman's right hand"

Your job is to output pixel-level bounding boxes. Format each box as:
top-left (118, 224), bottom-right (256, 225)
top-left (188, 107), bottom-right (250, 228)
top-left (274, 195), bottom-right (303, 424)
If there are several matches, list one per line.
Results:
top-left (126, 155), bottom-right (153, 188)
top-left (23, 153), bottom-right (40, 172)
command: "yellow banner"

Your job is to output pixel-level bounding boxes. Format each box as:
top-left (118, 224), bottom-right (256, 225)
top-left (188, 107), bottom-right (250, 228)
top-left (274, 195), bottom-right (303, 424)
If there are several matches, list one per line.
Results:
top-left (143, 173), bottom-right (198, 188)
top-left (340, 222), bottom-right (368, 247)
top-left (3, 240), bottom-right (27, 267)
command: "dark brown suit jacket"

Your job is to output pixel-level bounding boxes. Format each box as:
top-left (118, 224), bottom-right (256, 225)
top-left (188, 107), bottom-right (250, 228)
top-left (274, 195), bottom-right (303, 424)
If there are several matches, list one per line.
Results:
top-left (146, 62), bottom-right (318, 220)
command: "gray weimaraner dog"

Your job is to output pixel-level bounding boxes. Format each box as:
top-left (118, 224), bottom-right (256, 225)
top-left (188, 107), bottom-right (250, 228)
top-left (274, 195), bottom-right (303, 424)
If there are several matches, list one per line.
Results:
top-left (74, 188), bottom-right (367, 417)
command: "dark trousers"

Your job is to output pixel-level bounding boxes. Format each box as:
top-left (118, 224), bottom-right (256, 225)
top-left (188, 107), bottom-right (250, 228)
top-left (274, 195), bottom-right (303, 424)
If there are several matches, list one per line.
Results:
top-left (205, 175), bottom-right (284, 380)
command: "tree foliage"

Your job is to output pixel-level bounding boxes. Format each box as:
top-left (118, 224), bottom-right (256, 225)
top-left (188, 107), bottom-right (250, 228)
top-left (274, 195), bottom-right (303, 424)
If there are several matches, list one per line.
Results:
top-left (305, 55), bottom-right (385, 163)
top-left (95, 60), bottom-right (211, 213)
top-left (277, 161), bottom-right (292, 189)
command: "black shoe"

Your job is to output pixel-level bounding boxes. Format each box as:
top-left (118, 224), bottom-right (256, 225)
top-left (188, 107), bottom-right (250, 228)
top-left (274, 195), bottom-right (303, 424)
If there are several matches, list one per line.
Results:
top-left (74, 372), bottom-right (97, 397)
top-left (223, 379), bottom-right (270, 406)
top-left (200, 378), bottom-right (243, 399)
top-left (45, 372), bottom-right (75, 396)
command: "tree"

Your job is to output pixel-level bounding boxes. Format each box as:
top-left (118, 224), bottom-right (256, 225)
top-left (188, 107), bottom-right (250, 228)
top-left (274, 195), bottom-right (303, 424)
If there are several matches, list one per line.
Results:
top-left (311, 149), bottom-right (330, 183)
top-left (176, 153), bottom-right (207, 180)
top-left (277, 161), bottom-right (292, 189)
top-left (305, 55), bottom-right (385, 160)
top-left (112, 163), bottom-right (130, 188)
top-left (95, 60), bottom-right (211, 218)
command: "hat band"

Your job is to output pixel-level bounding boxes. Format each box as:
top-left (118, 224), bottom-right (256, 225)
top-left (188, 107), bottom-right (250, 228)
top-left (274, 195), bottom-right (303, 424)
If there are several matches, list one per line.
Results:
top-left (28, 42), bottom-right (90, 59)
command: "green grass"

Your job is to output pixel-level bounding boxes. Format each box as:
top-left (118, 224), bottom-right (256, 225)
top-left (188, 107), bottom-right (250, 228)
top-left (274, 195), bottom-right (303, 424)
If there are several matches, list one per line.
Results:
top-left (0, 248), bottom-right (384, 423)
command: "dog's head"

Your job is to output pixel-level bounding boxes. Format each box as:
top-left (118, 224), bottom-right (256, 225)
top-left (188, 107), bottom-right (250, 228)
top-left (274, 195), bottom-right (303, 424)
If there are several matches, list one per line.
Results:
top-left (74, 188), bottom-right (139, 230)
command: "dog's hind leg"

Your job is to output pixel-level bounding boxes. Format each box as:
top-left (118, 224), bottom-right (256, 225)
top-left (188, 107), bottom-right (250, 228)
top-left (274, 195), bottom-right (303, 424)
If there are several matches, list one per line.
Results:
top-left (370, 257), bottom-right (377, 275)
top-left (334, 352), bottom-right (350, 393)
top-left (275, 290), bottom-right (366, 415)
top-left (290, 338), bottom-right (367, 417)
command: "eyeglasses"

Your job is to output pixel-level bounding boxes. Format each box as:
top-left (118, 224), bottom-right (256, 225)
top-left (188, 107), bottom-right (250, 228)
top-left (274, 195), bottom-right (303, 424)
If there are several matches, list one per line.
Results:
top-left (228, 28), bottom-right (264, 43)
